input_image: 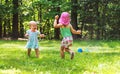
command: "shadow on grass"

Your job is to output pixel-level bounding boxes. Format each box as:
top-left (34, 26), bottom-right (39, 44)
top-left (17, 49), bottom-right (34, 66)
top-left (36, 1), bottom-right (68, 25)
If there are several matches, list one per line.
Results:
top-left (0, 50), bottom-right (75, 72)
top-left (1, 50), bottom-right (120, 68)
top-left (0, 46), bottom-right (120, 73)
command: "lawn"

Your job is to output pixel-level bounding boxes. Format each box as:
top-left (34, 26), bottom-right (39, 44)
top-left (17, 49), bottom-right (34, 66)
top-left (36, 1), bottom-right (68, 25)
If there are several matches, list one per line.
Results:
top-left (0, 40), bottom-right (120, 74)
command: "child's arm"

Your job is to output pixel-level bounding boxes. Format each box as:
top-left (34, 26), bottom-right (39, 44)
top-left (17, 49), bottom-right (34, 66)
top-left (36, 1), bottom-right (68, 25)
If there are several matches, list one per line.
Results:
top-left (25, 34), bottom-right (29, 37)
top-left (40, 34), bottom-right (45, 38)
top-left (37, 31), bottom-right (45, 38)
top-left (24, 30), bottom-right (29, 38)
top-left (53, 15), bottom-right (62, 28)
top-left (70, 24), bottom-right (81, 34)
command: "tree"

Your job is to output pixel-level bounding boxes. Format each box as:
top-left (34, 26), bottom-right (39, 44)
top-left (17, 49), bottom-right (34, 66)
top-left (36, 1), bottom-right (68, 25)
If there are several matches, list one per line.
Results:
top-left (12, 0), bottom-right (19, 39)
top-left (54, 6), bottom-right (60, 40)
top-left (0, 18), bottom-right (2, 38)
top-left (71, 0), bottom-right (78, 39)
top-left (19, 0), bottom-right (24, 38)
top-left (0, 0), bottom-right (119, 40)
top-left (0, 1), bottom-right (5, 38)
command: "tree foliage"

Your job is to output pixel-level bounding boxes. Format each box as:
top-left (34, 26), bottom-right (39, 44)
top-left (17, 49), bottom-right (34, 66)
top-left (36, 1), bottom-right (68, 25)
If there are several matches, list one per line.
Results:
top-left (0, 0), bottom-right (119, 40)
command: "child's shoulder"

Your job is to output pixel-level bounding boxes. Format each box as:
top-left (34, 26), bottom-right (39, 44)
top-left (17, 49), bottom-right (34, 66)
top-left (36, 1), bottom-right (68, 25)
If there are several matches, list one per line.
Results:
top-left (35, 30), bottom-right (40, 34)
top-left (61, 24), bottom-right (71, 28)
top-left (26, 29), bottom-right (31, 32)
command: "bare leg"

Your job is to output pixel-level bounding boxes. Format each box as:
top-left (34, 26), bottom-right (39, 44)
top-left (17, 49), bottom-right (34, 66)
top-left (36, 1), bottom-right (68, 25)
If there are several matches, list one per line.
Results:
top-left (60, 46), bottom-right (65, 59)
top-left (28, 48), bottom-right (31, 57)
top-left (35, 48), bottom-right (39, 58)
top-left (65, 48), bottom-right (74, 59)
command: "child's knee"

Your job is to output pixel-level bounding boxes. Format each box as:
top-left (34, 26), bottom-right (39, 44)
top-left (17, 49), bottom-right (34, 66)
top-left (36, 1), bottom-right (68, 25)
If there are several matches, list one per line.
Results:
top-left (61, 46), bottom-right (65, 51)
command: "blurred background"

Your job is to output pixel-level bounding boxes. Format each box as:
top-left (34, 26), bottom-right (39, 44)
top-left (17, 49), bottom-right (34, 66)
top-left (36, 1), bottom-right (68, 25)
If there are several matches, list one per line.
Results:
top-left (0, 0), bottom-right (119, 40)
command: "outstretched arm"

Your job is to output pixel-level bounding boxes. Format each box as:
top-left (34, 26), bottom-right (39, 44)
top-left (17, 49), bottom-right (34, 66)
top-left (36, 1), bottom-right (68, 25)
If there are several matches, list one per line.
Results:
top-left (25, 34), bottom-right (29, 37)
top-left (24, 31), bottom-right (29, 38)
top-left (40, 34), bottom-right (45, 38)
top-left (70, 24), bottom-right (81, 34)
top-left (53, 15), bottom-right (62, 28)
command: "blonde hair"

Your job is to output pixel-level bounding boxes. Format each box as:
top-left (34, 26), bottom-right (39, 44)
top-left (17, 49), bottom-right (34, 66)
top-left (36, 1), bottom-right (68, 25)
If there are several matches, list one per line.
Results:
top-left (28, 21), bottom-right (37, 29)
top-left (29, 21), bottom-right (37, 26)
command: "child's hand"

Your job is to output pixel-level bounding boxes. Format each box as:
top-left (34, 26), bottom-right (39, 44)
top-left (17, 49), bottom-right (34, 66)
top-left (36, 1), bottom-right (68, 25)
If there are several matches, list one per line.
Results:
top-left (40, 34), bottom-right (45, 38)
top-left (55, 15), bottom-right (59, 20)
top-left (25, 34), bottom-right (29, 37)
top-left (77, 30), bottom-right (81, 34)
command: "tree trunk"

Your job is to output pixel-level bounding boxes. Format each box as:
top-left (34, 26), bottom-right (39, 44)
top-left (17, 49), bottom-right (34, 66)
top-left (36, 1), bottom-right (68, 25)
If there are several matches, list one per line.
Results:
top-left (71, 0), bottom-right (78, 39)
top-left (0, 18), bottom-right (2, 38)
top-left (80, 22), bottom-right (84, 38)
top-left (89, 25), bottom-right (94, 39)
top-left (8, 19), bottom-right (11, 37)
top-left (101, 1), bottom-right (107, 40)
top-left (101, 14), bottom-right (105, 40)
top-left (38, 5), bottom-right (43, 33)
top-left (54, 6), bottom-right (60, 40)
top-left (3, 20), bottom-right (7, 37)
top-left (19, 0), bottom-right (24, 38)
top-left (20, 17), bottom-right (24, 38)
top-left (96, 1), bottom-right (100, 40)
top-left (12, 0), bottom-right (19, 39)
top-left (3, 0), bottom-right (9, 37)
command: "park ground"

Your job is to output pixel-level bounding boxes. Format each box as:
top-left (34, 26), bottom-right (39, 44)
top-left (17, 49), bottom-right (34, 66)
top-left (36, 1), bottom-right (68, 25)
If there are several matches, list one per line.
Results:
top-left (0, 40), bottom-right (120, 74)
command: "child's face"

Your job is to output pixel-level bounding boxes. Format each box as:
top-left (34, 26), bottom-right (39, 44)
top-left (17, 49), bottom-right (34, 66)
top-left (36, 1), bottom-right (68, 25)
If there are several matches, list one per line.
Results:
top-left (30, 24), bottom-right (37, 30)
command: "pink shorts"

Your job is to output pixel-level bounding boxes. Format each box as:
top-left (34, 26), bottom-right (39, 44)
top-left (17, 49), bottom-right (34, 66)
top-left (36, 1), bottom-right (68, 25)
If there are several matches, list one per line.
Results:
top-left (61, 36), bottom-right (73, 48)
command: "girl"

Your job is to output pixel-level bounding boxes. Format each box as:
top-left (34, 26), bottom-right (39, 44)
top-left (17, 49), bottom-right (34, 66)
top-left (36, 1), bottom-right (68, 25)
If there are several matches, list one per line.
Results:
top-left (53, 12), bottom-right (81, 59)
top-left (25, 21), bottom-right (45, 58)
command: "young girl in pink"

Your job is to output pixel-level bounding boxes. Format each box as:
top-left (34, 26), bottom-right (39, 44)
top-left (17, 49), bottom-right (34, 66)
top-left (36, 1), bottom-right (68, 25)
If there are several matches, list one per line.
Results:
top-left (54, 12), bottom-right (81, 59)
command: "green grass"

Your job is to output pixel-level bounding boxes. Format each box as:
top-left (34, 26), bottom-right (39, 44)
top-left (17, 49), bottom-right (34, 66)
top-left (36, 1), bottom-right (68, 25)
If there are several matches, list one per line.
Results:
top-left (0, 40), bottom-right (120, 74)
